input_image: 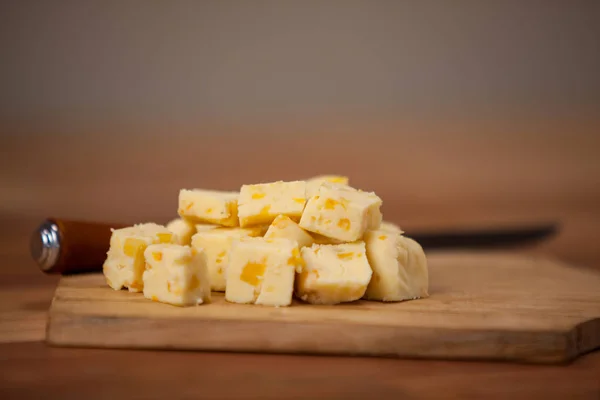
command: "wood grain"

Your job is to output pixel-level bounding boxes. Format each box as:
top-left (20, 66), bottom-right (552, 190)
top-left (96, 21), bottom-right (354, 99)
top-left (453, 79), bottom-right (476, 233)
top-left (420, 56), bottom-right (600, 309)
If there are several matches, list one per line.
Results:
top-left (46, 251), bottom-right (600, 363)
top-left (0, 286), bottom-right (56, 343)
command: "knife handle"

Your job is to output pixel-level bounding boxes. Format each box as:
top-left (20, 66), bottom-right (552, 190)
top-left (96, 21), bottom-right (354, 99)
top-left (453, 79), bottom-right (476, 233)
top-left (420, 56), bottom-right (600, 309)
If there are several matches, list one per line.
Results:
top-left (30, 218), bottom-right (126, 274)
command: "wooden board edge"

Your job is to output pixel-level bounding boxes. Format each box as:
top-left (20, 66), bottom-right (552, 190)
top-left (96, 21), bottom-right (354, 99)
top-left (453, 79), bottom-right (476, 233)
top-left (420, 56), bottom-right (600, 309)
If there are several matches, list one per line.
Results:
top-left (45, 305), bottom-right (595, 364)
top-left (568, 317), bottom-right (600, 360)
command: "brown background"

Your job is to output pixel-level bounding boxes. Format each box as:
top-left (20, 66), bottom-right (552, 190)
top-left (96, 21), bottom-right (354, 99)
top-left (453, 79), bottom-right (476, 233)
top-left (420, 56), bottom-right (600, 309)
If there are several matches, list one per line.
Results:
top-left (1, 1), bottom-right (600, 398)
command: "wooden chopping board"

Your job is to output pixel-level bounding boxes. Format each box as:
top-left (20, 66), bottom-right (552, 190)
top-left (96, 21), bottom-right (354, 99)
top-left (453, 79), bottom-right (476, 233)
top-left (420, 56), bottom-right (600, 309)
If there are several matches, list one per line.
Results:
top-left (46, 251), bottom-right (600, 364)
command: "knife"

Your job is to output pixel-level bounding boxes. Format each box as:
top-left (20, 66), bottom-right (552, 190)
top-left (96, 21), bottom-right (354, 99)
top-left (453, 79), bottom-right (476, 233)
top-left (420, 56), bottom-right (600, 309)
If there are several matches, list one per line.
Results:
top-left (30, 218), bottom-right (558, 275)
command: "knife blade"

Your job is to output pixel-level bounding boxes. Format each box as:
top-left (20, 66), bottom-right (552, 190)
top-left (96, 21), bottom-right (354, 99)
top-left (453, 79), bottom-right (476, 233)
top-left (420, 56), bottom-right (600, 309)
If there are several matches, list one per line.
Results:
top-left (410, 223), bottom-right (558, 250)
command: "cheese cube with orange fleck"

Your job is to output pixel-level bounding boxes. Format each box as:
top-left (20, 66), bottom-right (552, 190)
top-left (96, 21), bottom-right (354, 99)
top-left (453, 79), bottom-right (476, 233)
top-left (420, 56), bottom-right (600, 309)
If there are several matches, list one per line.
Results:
top-left (237, 180), bottom-right (307, 227)
top-left (296, 242), bottom-right (372, 305)
top-left (178, 189), bottom-right (239, 227)
top-left (190, 227), bottom-right (266, 292)
top-left (225, 237), bottom-right (302, 307)
top-left (264, 215), bottom-right (314, 248)
top-left (142, 244), bottom-right (211, 306)
top-left (166, 218), bottom-right (196, 245)
top-left (363, 230), bottom-right (428, 302)
top-left (306, 175), bottom-right (350, 197)
top-left (103, 223), bottom-right (177, 293)
top-left (299, 185), bottom-right (382, 242)
top-left (319, 182), bottom-right (382, 230)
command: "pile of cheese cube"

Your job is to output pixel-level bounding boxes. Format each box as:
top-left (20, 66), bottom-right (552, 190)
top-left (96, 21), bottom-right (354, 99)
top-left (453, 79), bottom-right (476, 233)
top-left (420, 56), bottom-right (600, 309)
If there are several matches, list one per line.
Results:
top-left (102, 176), bottom-right (429, 307)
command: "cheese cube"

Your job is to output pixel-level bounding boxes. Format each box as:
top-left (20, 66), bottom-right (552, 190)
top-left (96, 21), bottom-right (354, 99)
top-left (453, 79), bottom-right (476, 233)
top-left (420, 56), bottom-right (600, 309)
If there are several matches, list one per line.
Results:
top-left (190, 227), bottom-right (266, 292)
top-left (103, 223), bottom-right (176, 292)
top-left (166, 218), bottom-right (196, 245)
top-left (363, 230), bottom-right (428, 302)
top-left (379, 221), bottom-right (403, 234)
top-left (368, 206), bottom-right (383, 231)
top-left (142, 244), bottom-right (211, 306)
top-left (264, 215), bottom-right (314, 248)
top-left (320, 182), bottom-right (382, 230)
top-left (309, 232), bottom-right (344, 245)
top-left (299, 185), bottom-right (382, 242)
top-left (225, 237), bottom-right (301, 307)
top-left (296, 242), bottom-right (372, 305)
top-left (178, 189), bottom-right (239, 227)
top-left (334, 184), bottom-right (383, 230)
top-left (195, 223), bottom-right (219, 232)
top-left (306, 175), bottom-right (350, 197)
top-left (213, 226), bottom-right (269, 237)
top-left (237, 180), bottom-right (307, 227)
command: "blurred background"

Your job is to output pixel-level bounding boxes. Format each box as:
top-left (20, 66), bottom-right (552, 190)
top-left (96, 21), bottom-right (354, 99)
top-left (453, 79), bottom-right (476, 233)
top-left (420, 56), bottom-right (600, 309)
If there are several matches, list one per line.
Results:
top-left (1, 1), bottom-right (599, 266)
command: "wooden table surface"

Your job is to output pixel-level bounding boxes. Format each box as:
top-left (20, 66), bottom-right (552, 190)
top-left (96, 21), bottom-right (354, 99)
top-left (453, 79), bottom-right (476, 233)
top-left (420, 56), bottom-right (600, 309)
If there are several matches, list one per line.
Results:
top-left (1, 117), bottom-right (600, 398)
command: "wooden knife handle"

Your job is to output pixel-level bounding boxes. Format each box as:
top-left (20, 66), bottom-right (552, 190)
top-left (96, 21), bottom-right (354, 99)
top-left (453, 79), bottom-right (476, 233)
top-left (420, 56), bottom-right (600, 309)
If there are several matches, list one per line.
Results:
top-left (31, 218), bottom-right (127, 274)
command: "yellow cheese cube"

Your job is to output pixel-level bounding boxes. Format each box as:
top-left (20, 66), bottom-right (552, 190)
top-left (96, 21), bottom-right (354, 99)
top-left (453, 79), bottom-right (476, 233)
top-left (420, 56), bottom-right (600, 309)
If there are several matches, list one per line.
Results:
top-left (296, 242), bottom-right (372, 305)
top-left (195, 223), bottom-right (219, 232)
top-left (142, 244), bottom-right (211, 306)
top-left (178, 189), bottom-right (239, 227)
top-left (166, 218), bottom-right (196, 245)
top-left (306, 175), bottom-right (350, 197)
top-left (213, 225), bottom-right (269, 237)
top-left (103, 223), bottom-right (177, 292)
top-left (309, 232), bottom-right (344, 245)
top-left (320, 182), bottom-right (382, 230)
top-left (363, 230), bottom-right (428, 302)
top-left (237, 180), bottom-right (307, 227)
top-left (225, 237), bottom-right (301, 307)
top-left (299, 185), bottom-right (382, 242)
top-left (190, 227), bottom-right (265, 292)
top-left (264, 215), bottom-right (314, 248)
top-left (368, 206), bottom-right (383, 231)
top-left (379, 221), bottom-right (403, 234)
